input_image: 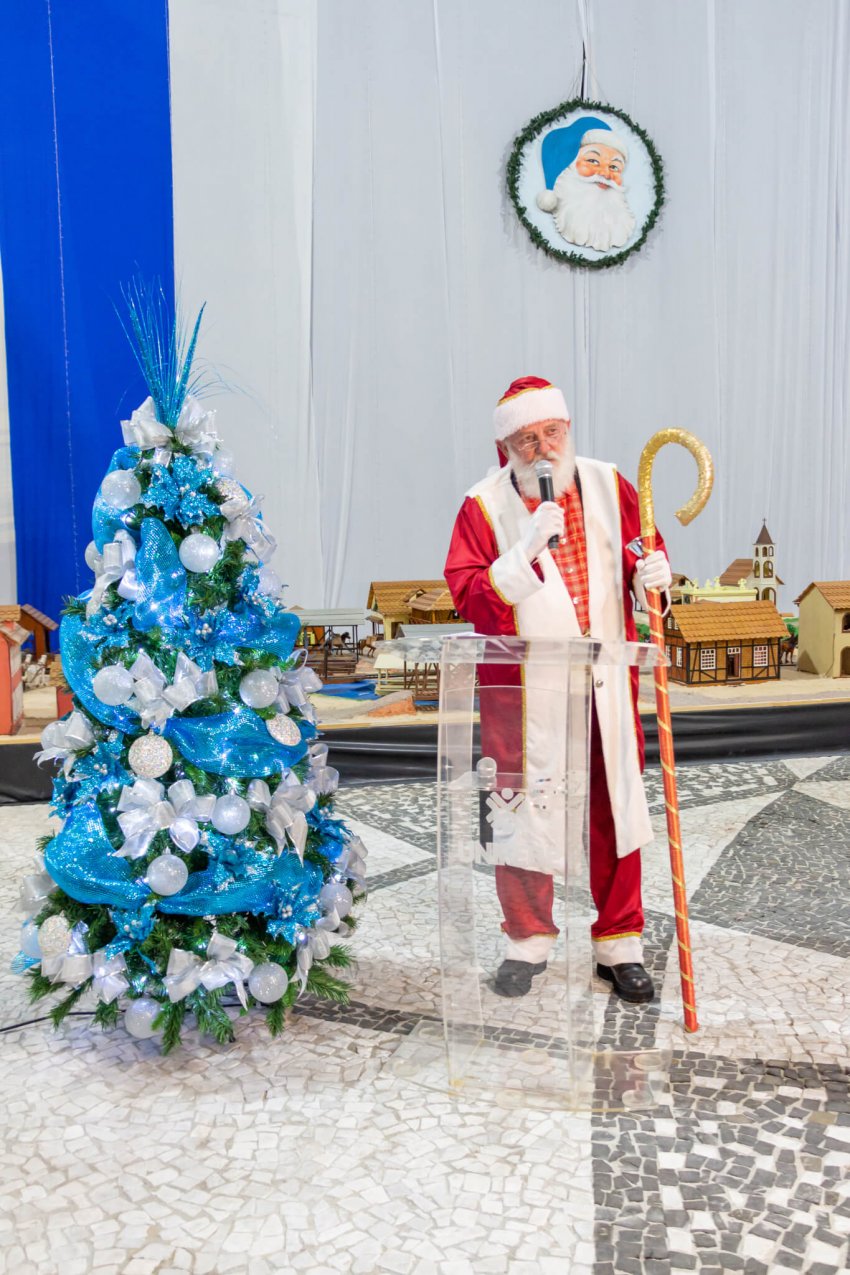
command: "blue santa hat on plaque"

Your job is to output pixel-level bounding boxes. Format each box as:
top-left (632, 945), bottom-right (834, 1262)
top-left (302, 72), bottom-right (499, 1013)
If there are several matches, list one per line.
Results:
top-left (536, 117), bottom-right (628, 212)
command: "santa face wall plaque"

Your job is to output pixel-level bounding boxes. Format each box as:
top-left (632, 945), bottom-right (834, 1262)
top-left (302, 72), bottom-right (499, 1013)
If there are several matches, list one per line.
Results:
top-left (507, 98), bottom-right (664, 269)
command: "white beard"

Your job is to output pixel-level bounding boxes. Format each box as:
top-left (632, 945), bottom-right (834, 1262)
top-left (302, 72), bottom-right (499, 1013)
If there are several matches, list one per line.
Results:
top-left (509, 434), bottom-right (577, 501)
top-left (550, 165), bottom-right (636, 252)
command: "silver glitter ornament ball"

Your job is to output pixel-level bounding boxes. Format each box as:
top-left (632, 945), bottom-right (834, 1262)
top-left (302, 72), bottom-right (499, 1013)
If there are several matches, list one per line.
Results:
top-left (266, 713), bottom-right (301, 747)
top-left (128, 733), bottom-right (174, 779)
top-left (37, 915), bottom-right (71, 960)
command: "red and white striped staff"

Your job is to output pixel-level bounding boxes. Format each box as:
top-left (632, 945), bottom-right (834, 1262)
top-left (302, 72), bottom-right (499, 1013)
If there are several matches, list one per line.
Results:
top-left (638, 429), bottom-right (714, 1034)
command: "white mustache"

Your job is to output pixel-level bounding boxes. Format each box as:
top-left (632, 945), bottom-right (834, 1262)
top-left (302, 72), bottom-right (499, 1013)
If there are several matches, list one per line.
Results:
top-left (575, 172), bottom-right (620, 190)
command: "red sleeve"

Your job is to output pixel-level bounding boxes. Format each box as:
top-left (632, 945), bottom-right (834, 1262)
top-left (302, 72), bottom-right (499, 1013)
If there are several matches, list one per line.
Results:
top-left (617, 474), bottom-right (669, 587)
top-left (444, 496), bottom-right (518, 635)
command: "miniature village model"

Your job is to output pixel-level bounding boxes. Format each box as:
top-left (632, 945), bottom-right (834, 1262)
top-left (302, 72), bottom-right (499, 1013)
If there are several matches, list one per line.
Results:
top-left (664, 601), bottom-right (788, 685)
top-left (795, 582), bottom-right (850, 678)
top-left (719, 521), bottom-right (782, 604)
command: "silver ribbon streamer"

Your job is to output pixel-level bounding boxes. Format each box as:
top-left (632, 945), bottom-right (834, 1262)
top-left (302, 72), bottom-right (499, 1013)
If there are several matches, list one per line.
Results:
top-left (128, 651), bottom-right (218, 729)
top-left (246, 779), bottom-right (308, 860)
top-left (163, 933), bottom-right (254, 1007)
top-left (41, 922), bottom-right (93, 986)
top-left (86, 530), bottom-right (139, 617)
top-left (91, 950), bottom-right (130, 1003)
top-left (35, 711), bottom-right (96, 770)
top-left (120, 397), bottom-right (174, 450)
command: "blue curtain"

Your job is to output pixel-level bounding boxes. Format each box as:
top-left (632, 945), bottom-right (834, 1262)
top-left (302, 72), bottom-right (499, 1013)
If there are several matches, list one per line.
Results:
top-left (0, 0), bottom-right (174, 622)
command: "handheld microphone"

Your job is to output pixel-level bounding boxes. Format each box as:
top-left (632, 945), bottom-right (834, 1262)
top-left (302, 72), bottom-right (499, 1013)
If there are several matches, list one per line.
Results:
top-left (535, 459), bottom-right (560, 550)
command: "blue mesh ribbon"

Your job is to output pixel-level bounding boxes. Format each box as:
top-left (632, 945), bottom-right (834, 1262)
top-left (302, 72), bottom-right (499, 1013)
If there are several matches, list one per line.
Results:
top-left (44, 803), bottom-right (150, 909)
top-left (164, 705), bottom-right (313, 777)
top-left (92, 447), bottom-right (142, 550)
top-left (59, 613), bottom-right (136, 730)
top-left (133, 517), bottom-right (187, 631)
top-left (157, 860), bottom-right (279, 916)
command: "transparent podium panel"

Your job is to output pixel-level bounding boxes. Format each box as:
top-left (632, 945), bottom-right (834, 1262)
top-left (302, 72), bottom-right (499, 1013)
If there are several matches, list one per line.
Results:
top-left (385, 634), bottom-right (669, 1112)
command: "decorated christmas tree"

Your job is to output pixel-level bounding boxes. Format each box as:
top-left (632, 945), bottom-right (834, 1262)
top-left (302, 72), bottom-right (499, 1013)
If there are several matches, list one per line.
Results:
top-left (17, 288), bottom-right (366, 1051)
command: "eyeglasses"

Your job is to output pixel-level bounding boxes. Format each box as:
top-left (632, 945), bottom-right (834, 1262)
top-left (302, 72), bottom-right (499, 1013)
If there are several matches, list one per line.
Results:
top-left (511, 423), bottom-right (566, 456)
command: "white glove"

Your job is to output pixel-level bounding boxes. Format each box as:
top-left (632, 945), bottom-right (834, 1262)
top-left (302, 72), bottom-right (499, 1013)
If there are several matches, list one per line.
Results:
top-left (633, 550), bottom-right (672, 615)
top-left (636, 550), bottom-right (673, 593)
top-left (520, 502), bottom-right (565, 563)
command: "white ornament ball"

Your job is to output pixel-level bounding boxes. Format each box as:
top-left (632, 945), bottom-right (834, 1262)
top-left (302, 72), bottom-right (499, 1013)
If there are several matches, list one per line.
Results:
top-left (84, 540), bottom-right (100, 571)
top-left (248, 962), bottom-right (289, 1004)
top-left (257, 566), bottom-right (283, 598)
top-left (124, 997), bottom-right (162, 1040)
top-left (92, 663), bottom-right (135, 706)
top-left (178, 532), bottom-right (221, 574)
top-left (20, 920), bottom-right (42, 959)
top-left (266, 713), bottom-right (302, 747)
top-left (128, 733), bottom-right (174, 779)
top-left (146, 854), bottom-right (189, 896)
top-left (37, 915), bottom-right (71, 960)
top-left (239, 669), bottom-right (279, 710)
top-left (101, 469), bottom-right (142, 510)
top-left (211, 794), bottom-right (251, 835)
top-left (319, 881), bottom-right (353, 919)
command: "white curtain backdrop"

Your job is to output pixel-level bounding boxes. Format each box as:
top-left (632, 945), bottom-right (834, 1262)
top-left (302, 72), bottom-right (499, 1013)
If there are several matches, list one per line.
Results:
top-left (308, 0), bottom-right (850, 608)
top-left (168, 0), bottom-right (323, 605)
top-left (4, 1), bottom-right (849, 609)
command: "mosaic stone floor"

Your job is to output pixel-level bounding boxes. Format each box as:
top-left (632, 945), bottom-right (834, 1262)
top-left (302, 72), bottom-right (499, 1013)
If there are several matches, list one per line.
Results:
top-left (0, 753), bottom-right (848, 1274)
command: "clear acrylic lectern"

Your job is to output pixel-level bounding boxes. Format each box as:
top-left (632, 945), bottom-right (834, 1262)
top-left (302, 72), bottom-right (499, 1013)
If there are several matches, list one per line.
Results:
top-left (386, 632), bottom-right (671, 1112)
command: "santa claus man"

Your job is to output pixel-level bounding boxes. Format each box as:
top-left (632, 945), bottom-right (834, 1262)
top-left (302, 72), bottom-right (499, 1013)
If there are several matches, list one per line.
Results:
top-left (444, 376), bottom-right (672, 1002)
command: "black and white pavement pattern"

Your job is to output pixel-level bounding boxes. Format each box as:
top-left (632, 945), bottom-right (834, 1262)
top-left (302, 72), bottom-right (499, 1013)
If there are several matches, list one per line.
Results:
top-left (0, 752), bottom-right (847, 1274)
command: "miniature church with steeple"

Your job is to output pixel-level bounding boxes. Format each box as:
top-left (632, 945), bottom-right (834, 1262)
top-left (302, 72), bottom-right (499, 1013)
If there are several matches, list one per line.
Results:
top-left (719, 521), bottom-right (782, 605)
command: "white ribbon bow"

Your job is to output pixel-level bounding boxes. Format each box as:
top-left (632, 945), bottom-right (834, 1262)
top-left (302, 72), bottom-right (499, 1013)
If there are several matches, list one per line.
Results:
top-left (121, 397), bottom-right (174, 450)
top-left (18, 854), bottom-right (57, 913)
top-left (218, 487), bottom-right (277, 564)
top-left (164, 933), bottom-right (254, 1007)
top-left (174, 396), bottom-right (221, 457)
top-left (275, 665), bottom-right (322, 723)
top-left (295, 927), bottom-right (333, 992)
top-left (307, 742), bottom-right (340, 797)
top-left (335, 834), bottom-right (368, 889)
top-left (114, 776), bottom-right (216, 858)
top-left (91, 950), bottom-right (130, 1003)
top-left (128, 651), bottom-right (218, 729)
top-left (246, 779), bottom-right (308, 860)
top-left (42, 922), bottom-right (93, 986)
top-left (36, 711), bottom-right (96, 770)
top-left (86, 530), bottom-right (139, 617)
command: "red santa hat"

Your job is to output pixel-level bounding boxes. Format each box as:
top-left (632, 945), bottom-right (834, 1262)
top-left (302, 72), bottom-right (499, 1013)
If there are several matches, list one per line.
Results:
top-left (493, 376), bottom-right (570, 443)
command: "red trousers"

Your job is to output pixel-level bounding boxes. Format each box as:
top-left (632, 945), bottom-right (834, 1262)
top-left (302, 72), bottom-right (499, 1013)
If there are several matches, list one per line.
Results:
top-left (494, 706), bottom-right (644, 944)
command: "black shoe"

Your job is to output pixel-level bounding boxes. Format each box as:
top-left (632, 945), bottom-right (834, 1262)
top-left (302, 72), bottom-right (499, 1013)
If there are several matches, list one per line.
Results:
top-left (493, 959), bottom-right (547, 998)
top-left (596, 962), bottom-right (655, 1004)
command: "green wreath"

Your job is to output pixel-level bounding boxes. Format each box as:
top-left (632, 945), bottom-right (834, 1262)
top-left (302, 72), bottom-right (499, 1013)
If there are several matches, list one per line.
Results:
top-left (506, 97), bottom-right (665, 270)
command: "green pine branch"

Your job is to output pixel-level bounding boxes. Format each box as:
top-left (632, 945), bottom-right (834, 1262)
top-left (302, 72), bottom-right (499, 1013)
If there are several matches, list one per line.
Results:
top-left (305, 966), bottom-right (350, 1005)
top-left (49, 981), bottom-right (91, 1027)
top-left (93, 1000), bottom-right (121, 1030)
top-left (266, 1000), bottom-right (287, 1037)
top-left (28, 969), bottom-right (56, 1003)
top-left (153, 1000), bottom-right (187, 1054)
